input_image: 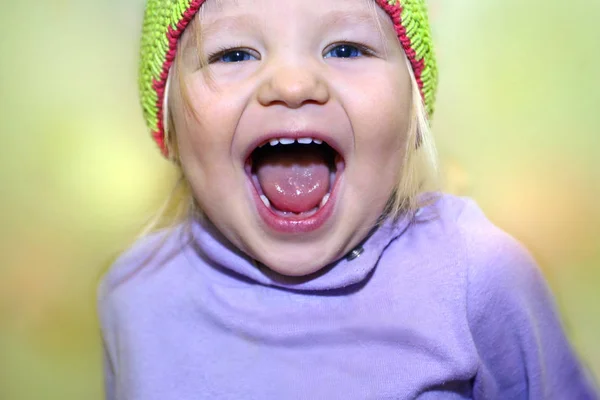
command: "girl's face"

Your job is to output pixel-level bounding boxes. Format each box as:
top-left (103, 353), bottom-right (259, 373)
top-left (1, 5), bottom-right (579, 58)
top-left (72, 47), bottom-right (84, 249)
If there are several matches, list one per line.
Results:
top-left (171, 0), bottom-right (412, 276)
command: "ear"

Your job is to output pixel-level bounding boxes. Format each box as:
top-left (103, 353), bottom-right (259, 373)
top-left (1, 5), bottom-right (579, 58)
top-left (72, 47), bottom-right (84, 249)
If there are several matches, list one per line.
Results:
top-left (166, 114), bottom-right (182, 165)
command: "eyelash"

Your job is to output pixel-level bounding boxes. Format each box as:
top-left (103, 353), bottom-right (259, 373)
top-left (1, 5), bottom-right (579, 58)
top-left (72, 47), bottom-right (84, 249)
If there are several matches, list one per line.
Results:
top-left (326, 41), bottom-right (375, 58)
top-left (206, 41), bottom-right (375, 64)
top-left (206, 45), bottom-right (254, 64)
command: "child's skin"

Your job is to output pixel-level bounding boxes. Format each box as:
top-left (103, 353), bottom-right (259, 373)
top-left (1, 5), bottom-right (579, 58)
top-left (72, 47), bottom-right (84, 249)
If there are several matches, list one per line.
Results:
top-left (170, 0), bottom-right (413, 277)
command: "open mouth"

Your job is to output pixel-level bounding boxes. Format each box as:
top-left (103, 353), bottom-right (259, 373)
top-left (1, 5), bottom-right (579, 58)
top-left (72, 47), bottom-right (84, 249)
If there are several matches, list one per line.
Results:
top-left (245, 136), bottom-right (345, 232)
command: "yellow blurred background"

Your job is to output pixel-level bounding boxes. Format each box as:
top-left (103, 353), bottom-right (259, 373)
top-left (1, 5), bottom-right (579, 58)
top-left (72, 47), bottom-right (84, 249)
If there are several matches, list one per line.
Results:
top-left (0, 0), bottom-right (598, 398)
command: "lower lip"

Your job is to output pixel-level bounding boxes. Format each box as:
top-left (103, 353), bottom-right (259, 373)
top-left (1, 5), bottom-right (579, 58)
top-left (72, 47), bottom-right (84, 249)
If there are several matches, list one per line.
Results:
top-left (247, 170), bottom-right (343, 234)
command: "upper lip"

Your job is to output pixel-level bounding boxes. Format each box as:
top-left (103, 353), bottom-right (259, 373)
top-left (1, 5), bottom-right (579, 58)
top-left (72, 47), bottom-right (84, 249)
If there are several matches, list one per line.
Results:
top-left (242, 130), bottom-right (345, 163)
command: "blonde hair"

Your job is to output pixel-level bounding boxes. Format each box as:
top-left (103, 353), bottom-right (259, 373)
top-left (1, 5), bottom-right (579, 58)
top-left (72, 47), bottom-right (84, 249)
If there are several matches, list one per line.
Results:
top-left (142, 11), bottom-right (439, 237)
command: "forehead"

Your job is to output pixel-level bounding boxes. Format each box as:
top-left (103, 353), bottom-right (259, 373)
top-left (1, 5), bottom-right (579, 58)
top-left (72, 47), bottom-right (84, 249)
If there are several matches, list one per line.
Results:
top-left (199, 0), bottom-right (388, 31)
top-left (201, 0), bottom-right (374, 13)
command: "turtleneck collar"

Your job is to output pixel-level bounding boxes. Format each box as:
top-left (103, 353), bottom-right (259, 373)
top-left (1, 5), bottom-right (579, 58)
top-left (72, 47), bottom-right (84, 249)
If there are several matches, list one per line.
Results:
top-left (187, 214), bottom-right (414, 292)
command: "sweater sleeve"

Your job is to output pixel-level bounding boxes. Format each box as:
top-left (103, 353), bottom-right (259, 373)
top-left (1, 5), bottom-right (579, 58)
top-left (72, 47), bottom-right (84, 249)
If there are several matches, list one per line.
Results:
top-left (461, 202), bottom-right (598, 399)
top-left (95, 228), bottom-right (184, 400)
top-left (98, 277), bottom-right (118, 400)
top-left (102, 337), bottom-right (116, 400)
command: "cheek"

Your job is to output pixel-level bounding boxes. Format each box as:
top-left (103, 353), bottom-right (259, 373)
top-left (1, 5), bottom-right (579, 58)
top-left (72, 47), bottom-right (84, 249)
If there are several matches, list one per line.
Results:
top-left (347, 70), bottom-right (412, 184)
top-left (175, 79), bottom-right (245, 175)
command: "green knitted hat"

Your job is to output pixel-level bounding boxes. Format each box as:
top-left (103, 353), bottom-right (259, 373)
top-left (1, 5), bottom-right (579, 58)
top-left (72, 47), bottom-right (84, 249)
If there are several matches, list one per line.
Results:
top-left (139, 0), bottom-right (438, 157)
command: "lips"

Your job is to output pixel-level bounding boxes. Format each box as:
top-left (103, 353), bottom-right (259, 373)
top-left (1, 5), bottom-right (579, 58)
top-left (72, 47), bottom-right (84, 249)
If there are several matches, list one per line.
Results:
top-left (244, 132), bottom-right (345, 233)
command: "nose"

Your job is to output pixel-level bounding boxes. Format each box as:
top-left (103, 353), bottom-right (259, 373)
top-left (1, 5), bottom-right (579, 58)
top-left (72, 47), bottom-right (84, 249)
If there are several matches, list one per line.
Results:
top-left (257, 62), bottom-right (330, 108)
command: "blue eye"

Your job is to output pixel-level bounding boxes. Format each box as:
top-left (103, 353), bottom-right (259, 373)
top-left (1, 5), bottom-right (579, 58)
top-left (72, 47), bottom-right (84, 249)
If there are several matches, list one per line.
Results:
top-left (219, 50), bottom-right (256, 63)
top-left (325, 44), bottom-right (363, 59)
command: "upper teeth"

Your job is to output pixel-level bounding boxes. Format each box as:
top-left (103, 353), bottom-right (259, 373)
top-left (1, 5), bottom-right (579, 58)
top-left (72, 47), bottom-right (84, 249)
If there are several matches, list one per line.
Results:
top-left (265, 137), bottom-right (323, 147)
top-left (278, 138), bottom-right (295, 145)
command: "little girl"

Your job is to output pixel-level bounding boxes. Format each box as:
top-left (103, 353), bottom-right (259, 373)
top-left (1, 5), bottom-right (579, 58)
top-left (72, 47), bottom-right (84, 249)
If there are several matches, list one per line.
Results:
top-left (99, 0), bottom-right (598, 398)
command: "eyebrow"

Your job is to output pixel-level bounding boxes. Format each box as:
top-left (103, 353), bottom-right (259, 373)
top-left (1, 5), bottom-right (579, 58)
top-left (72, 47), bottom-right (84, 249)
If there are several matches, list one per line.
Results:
top-left (319, 9), bottom-right (381, 31)
top-left (200, 14), bottom-right (262, 37)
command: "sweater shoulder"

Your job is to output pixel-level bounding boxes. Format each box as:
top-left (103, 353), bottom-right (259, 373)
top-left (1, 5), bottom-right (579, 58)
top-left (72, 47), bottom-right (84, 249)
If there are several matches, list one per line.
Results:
top-left (419, 193), bottom-right (534, 272)
top-left (431, 195), bottom-right (547, 330)
top-left (399, 193), bottom-right (537, 289)
top-left (447, 195), bottom-right (540, 297)
top-left (97, 224), bottom-right (191, 306)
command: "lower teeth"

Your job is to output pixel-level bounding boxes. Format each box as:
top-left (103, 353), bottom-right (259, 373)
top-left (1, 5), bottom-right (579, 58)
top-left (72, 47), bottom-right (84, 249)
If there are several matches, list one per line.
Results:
top-left (320, 193), bottom-right (330, 208)
top-left (260, 195), bottom-right (270, 207)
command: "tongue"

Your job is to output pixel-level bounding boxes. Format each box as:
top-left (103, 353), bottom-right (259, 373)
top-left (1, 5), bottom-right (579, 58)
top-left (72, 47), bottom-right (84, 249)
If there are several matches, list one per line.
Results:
top-left (255, 146), bottom-right (330, 213)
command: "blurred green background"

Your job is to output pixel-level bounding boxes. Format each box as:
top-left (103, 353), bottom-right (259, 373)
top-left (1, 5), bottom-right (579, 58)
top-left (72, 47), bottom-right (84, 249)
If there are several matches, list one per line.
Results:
top-left (0, 0), bottom-right (598, 398)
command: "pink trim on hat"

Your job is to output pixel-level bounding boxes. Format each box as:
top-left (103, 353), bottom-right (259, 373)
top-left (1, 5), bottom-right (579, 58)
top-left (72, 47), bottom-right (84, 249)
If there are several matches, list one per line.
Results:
top-left (375, 0), bottom-right (426, 101)
top-left (151, 0), bottom-right (206, 156)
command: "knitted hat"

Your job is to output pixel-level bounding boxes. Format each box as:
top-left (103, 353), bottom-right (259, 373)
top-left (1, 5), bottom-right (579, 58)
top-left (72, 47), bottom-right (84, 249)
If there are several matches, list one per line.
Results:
top-left (139, 0), bottom-right (438, 157)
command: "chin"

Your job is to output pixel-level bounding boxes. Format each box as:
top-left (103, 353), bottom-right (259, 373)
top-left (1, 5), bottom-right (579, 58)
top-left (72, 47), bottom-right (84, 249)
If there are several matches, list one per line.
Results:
top-left (265, 261), bottom-right (327, 278)
top-left (249, 237), bottom-right (345, 277)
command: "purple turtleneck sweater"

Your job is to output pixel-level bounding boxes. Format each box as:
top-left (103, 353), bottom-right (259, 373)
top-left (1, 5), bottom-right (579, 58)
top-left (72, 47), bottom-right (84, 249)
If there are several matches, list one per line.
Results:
top-left (98, 194), bottom-right (597, 399)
